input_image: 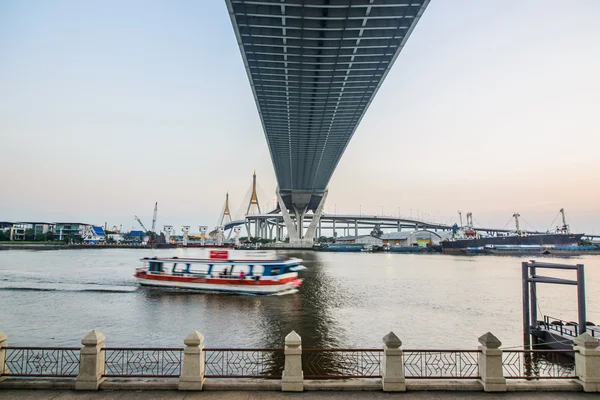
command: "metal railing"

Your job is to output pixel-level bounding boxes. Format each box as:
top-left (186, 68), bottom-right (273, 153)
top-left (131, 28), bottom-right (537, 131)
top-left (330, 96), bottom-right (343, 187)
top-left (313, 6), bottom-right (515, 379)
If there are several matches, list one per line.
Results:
top-left (502, 350), bottom-right (577, 379)
top-left (2, 347), bottom-right (80, 377)
top-left (102, 348), bottom-right (183, 378)
top-left (302, 349), bottom-right (382, 379)
top-left (203, 348), bottom-right (284, 378)
top-left (403, 350), bottom-right (480, 379)
top-left (542, 316), bottom-right (598, 338)
top-left (1, 346), bottom-right (579, 382)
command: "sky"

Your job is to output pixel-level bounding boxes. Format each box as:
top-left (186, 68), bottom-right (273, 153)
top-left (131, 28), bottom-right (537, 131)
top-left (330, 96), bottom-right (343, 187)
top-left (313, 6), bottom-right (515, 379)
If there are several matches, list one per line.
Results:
top-left (1, 0), bottom-right (599, 234)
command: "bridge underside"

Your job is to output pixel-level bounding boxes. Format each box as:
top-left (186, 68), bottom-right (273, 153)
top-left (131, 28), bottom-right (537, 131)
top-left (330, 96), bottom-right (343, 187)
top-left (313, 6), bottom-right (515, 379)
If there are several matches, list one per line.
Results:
top-left (226, 0), bottom-right (429, 241)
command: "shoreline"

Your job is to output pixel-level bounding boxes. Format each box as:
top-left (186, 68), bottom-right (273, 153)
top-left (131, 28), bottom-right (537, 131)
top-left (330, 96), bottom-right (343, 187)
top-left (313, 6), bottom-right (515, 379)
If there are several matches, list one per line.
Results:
top-left (1, 243), bottom-right (598, 256)
top-left (0, 243), bottom-right (153, 250)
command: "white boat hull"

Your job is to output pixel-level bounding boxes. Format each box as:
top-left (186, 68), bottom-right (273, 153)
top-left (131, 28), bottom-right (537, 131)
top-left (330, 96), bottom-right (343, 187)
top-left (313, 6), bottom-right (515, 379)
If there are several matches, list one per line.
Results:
top-left (135, 276), bottom-right (297, 294)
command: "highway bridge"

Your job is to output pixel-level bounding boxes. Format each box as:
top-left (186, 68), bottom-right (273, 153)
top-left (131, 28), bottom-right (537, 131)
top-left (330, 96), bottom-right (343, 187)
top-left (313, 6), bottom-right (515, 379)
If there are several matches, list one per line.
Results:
top-left (226, 0), bottom-right (430, 243)
top-left (222, 212), bottom-right (567, 242)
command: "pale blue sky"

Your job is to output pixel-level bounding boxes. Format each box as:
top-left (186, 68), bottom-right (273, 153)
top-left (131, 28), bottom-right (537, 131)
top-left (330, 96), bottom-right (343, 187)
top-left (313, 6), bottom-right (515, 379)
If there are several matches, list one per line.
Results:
top-left (1, 0), bottom-right (599, 234)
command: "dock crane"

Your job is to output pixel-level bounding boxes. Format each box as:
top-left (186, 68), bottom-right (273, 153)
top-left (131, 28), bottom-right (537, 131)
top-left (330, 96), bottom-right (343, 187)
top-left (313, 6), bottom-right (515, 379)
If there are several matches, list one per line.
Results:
top-left (151, 202), bottom-right (158, 233)
top-left (133, 202), bottom-right (159, 246)
top-left (134, 215), bottom-right (149, 233)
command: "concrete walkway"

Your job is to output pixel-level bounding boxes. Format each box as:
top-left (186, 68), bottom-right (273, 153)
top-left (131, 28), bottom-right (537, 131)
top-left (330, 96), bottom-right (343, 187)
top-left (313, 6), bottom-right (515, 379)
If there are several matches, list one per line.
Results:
top-left (0, 391), bottom-right (598, 400)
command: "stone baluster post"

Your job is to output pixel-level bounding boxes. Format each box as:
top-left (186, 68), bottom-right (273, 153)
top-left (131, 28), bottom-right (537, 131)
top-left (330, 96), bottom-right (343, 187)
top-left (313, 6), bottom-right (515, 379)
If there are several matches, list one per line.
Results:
top-left (0, 332), bottom-right (8, 382)
top-left (478, 332), bottom-right (506, 392)
top-left (75, 330), bottom-right (106, 390)
top-left (381, 331), bottom-right (405, 391)
top-left (179, 330), bottom-right (205, 390)
top-left (574, 332), bottom-right (600, 392)
top-left (282, 330), bottom-right (303, 391)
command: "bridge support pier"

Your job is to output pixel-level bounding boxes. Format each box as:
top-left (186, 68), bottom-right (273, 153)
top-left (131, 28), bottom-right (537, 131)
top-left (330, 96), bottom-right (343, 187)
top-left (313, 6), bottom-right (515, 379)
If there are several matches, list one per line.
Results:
top-left (318, 219), bottom-right (322, 239)
top-left (277, 189), bottom-right (327, 246)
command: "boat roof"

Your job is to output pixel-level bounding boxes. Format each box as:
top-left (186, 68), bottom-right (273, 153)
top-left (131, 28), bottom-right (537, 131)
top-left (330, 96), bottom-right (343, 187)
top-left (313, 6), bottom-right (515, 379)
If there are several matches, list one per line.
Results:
top-left (141, 256), bottom-right (301, 265)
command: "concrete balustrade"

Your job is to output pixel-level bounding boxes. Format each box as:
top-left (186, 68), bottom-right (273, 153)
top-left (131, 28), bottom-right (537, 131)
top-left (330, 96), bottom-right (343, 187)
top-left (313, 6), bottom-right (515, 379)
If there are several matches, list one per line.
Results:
top-left (178, 330), bottom-right (206, 390)
top-left (282, 330), bottom-right (303, 391)
top-left (0, 332), bottom-right (8, 382)
top-left (574, 332), bottom-right (600, 392)
top-left (381, 331), bottom-right (405, 391)
top-left (75, 330), bottom-right (106, 390)
top-left (478, 332), bottom-right (506, 392)
top-left (1, 328), bottom-right (597, 393)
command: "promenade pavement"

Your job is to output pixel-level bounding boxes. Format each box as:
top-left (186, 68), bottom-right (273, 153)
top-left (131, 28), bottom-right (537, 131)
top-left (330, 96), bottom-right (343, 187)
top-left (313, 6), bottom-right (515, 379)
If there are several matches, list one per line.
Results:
top-left (0, 391), bottom-right (598, 400)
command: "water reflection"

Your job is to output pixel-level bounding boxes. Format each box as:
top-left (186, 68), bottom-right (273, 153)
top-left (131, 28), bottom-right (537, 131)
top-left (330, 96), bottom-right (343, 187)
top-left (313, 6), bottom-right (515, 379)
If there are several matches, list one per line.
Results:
top-left (133, 250), bottom-right (345, 350)
top-left (1, 249), bottom-right (599, 351)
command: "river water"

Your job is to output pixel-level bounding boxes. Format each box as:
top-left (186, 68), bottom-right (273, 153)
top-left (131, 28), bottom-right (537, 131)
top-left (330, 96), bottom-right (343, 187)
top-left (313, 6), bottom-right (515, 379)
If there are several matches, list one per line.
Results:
top-left (1, 249), bottom-right (598, 350)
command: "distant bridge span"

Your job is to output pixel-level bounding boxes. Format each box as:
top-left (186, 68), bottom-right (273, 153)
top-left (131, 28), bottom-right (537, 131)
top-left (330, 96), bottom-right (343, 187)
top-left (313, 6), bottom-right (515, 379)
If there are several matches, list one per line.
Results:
top-left (226, 0), bottom-right (430, 243)
top-left (225, 212), bottom-right (555, 240)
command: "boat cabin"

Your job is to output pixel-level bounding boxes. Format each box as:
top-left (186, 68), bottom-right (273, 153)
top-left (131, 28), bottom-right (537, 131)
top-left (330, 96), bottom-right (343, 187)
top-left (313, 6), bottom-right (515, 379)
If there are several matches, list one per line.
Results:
top-left (142, 257), bottom-right (302, 279)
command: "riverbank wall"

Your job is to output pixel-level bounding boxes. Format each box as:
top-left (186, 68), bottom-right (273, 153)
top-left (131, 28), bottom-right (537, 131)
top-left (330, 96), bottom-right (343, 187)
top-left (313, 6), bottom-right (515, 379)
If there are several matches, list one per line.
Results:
top-left (1, 329), bottom-right (599, 393)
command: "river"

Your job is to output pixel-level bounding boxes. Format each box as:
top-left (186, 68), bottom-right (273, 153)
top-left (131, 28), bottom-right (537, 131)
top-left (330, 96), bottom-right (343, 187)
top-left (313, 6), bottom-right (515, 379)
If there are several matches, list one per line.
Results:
top-left (1, 249), bottom-right (598, 350)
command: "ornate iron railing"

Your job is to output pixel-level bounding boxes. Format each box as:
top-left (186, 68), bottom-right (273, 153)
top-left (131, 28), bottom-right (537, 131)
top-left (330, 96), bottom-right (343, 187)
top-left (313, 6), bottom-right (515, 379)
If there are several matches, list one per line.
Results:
top-left (403, 350), bottom-right (480, 379)
top-left (0, 346), bottom-right (579, 381)
top-left (2, 347), bottom-right (80, 377)
top-left (302, 349), bottom-right (382, 379)
top-left (203, 348), bottom-right (284, 378)
top-left (103, 348), bottom-right (183, 377)
top-left (502, 350), bottom-right (576, 379)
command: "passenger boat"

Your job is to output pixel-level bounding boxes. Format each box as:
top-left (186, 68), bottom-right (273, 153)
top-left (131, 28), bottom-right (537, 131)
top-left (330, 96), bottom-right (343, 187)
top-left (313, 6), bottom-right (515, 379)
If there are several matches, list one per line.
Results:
top-left (134, 250), bottom-right (305, 295)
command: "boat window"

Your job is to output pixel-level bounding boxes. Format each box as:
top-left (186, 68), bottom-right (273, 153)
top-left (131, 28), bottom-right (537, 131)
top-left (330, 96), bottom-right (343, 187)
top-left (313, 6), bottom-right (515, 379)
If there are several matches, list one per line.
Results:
top-left (216, 264), bottom-right (231, 278)
top-left (172, 263), bottom-right (187, 275)
top-left (270, 267), bottom-right (281, 276)
top-left (149, 262), bottom-right (163, 273)
top-left (252, 265), bottom-right (264, 276)
top-left (233, 264), bottom-right (252, 277)
top-left (188, 263), bottom-right (210, 275)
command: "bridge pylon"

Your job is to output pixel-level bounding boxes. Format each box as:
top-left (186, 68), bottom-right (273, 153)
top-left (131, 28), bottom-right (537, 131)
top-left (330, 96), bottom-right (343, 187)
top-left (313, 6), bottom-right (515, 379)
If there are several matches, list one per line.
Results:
top-left (219, 192), bottom-right (233, 226)
top-left (246, 171), bottom-right (261, 216)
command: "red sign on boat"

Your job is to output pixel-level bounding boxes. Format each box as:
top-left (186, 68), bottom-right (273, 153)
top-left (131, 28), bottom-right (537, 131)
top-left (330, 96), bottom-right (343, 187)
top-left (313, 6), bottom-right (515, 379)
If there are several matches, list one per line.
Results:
top-left (209, 250), bottom-right (229, 260)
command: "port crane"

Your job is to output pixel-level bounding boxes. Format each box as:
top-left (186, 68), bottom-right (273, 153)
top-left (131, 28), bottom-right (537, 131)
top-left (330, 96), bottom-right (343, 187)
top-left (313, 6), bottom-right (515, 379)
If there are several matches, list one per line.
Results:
top-left (134, 215), bottom-right (149, 232)
top-left (134, 202), bottom-right (158, 245)
top-left (151, 202), bottom-right (157, 233)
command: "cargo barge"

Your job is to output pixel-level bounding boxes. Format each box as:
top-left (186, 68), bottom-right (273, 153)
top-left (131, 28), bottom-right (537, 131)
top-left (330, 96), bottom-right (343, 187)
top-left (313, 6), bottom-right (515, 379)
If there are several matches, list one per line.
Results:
top-left (441, 209), bottom-right (584, 254)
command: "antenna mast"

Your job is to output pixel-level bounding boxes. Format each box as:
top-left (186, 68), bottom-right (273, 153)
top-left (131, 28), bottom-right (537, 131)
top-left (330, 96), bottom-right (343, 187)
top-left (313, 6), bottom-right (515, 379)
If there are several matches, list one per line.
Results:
top-left (458, 210), bottom-right (463, 227)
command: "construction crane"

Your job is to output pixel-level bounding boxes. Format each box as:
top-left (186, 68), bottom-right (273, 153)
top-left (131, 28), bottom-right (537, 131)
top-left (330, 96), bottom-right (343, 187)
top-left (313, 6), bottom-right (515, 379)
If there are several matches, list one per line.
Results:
top-left (134, 215), bottom-right (149, 232)
top-left (151, 202), bottom-right (158, 233)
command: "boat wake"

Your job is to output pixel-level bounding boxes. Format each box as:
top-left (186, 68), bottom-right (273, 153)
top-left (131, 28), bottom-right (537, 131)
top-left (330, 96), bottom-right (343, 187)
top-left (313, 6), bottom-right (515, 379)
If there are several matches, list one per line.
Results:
top-left (0, 282), bottom-right (136, 293)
